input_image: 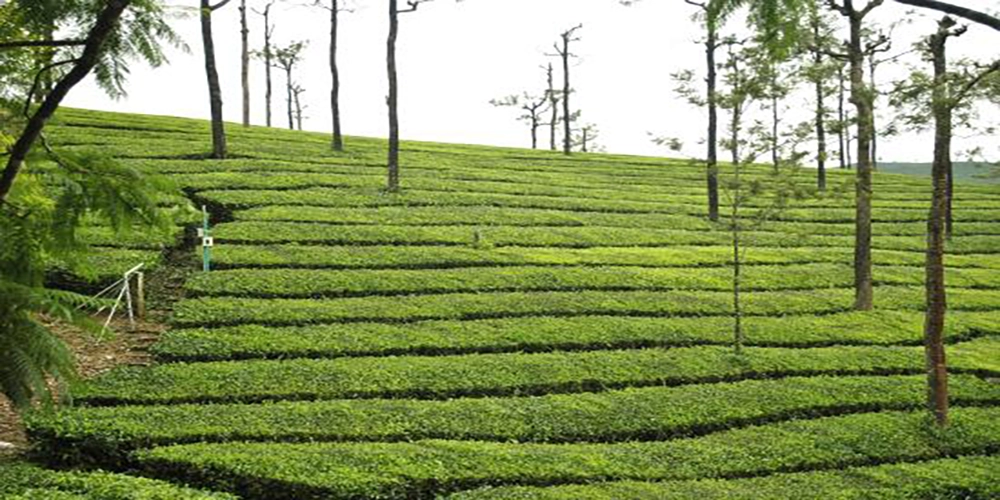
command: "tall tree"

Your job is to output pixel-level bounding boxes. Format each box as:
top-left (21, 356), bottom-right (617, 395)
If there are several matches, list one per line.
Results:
top-left (490, 91), bottom-right (550, 150)
top-left (0, 0), bottom-right (182, 408)
top-left (253, 1), bottom-right (276, 127)
top-left (200, 0), bottom-right (232, 159)
top-left (803, 1), bottom-right (839, 190)
top-left (240, 0), bottom-right (250, 127)
top-left (272, 41), bottom-right (307, 131)
top-left (387, 0), bottom-right (434, 192)
top-left (314, 0), bottom-right (350, 151)
top-left (828, 0), bottom-right (884, 311)
top-left (686, 0), bottom-right (723, 221)
top-left (890, 20), bottom-right (999, 426)
top-left (550, 24), bottom-right (582, 156)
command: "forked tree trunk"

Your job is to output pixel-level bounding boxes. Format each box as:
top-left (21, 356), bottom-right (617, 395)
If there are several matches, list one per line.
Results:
top-left (0, 0), bottom-right (132, 203)
top-left (240, 0), bottom-right (250, 127)
top-left (706, 22), bottom-right (720, 222)
top-left (329, 0), bottom-right (343, 151)
top-left (924, 17), bottom-right (952, 428)
top-left (386, 0), bottom-right (402, 191)
top-left (201, 0), bottom-right (227, 159)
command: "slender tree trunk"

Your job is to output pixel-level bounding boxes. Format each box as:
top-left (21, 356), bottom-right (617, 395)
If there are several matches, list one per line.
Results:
top-left (838, 66), bottom-right (847, 169)
top-left (770, 71), bottom-right (780, 172)
top-left (531, 116), bottom-right (539, 150)
top-left (870, 57), bottom-right (878, 170)
top-left (240, 0), bottom-right (250, 127)
top-left (582, 128), bottom-right (588, 153)
top-left (386, 0), bottom-right (401, 192)
top-left (547, 63), bottom-right (558, 151)
top-left (0, 0), bottom-right (132, 203)
top-left (731, 137), bottom-right (743, 354)
top-left (330, 0), bottom-right (343, 151)
top-left (201, 0), bottom-right (227, 159)
top-left (845, 2), bottom-right (877, 311)
top-left (263, 6), bottom-right (273, 127)
top-left (294, 90), bottom-right (303, 131)
top-left (561, 35), bottom-right (572, 156)
top-left (924, 17), bottom-right (952, 428)
top-left (706, 24), bottom-right (720, 222)
top-left (945, 162), bottom-right (954, 239)
top-left (814, 32), bottom-right (828, 191)
top-left (285, 66), bottom-right (294, 130)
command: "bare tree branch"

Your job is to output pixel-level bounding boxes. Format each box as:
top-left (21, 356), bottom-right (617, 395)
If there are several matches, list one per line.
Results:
top-left (895, 0), bottom-right (1000, 31)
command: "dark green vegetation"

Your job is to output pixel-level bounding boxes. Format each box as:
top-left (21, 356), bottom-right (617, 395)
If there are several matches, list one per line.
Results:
top-left (19, 108), bottom-right (1000, 499)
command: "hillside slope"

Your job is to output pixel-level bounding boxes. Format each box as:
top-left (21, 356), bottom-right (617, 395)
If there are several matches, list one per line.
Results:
top-left (20, 108), bottom-right (1000, 499)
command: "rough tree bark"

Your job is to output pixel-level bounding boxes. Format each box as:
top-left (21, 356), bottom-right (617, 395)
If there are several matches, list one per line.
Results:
top-left (329, 0), bottom-right (344, 151)
top-left (201, 0), bottom-right (231, 159)
top-left (240, 0), bottom-right (250, 127)
top-left (834, 0), bottom-right (883, 311)
top-left (0, 0), bottom-right (133, 203)
top-left (924, 15), bottom-right (957, 428)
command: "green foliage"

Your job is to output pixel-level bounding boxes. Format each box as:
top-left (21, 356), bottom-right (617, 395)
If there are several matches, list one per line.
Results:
top-left (25, 375), bottom-right (1000, 466)
top-left (447, 455), bottom-right (1000, 499)
top-left (135, 408), bottom-right (1000, 499)
top-left (0, 134), bottom-right (181, 408)
top-left (0, 460), bottom-right (235, 499)
top-left (150, 311), bottom-right (999, 362)
top-left (68, 337), bottom-right (999, 405)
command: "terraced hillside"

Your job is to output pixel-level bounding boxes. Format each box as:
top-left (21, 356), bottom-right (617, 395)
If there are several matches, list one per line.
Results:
top-left (20, 108), bottom-right (1000, 499)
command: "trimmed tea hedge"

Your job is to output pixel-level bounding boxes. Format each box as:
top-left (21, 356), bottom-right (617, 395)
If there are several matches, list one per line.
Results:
top-left (72, 337), bottom-right (999, 405)
top-left (135, 408), bottom-right (1000, 499)
top-left (151, 311), bottom-right (1000, 361)
top-left (28, 375), bottom-right (1000, 465)
top-left (170, 287), bottom-right (1000, 327)
top-left (208, 244), bottom-right (1000, 270)
top-left (184, 264), bottom-right (1000, 299)
top-left (445, 455), bottom-right (1000, 499)
top-left (0, 460), bottom-right (233, 499)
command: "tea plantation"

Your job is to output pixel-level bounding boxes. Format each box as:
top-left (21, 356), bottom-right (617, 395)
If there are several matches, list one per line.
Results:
top-left (12, 108), bottom-right (1000, 499)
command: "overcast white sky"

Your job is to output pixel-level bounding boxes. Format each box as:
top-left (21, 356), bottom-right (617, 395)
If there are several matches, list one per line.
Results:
top-left (64, 0), bottom-right (999, 163)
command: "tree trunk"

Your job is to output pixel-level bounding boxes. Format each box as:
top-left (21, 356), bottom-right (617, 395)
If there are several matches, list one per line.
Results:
top-left (869, 57), bottom-right (878, 170)
top-left (945, 162), bottom-right (953, 239)
top-left (770, 71), bottom-right (780, 172)
top-left (547, 64), bottom-right (558, 151)
top-left (531, 115), bottom-right (539, 150)
top-left (924, 17), bottom-right (952, 428)
top-left (561, 34), bottom-right (571, 156)
top-left (814, 30), bottom-right (828, 191)
top-left (330, 0), bottom-right (343, 151)
top-left (0, 0), bottom-right (133, 203)
top-left (201, 0), bottom-right (227, 159)
top-left (846, 4), bottom-right (876, 311)
top-left (731, 139), bottom-right (743, 354)
top-left (294, 90), bottom-right (303, 131)
top-left (386, 0), bottom-right (401, 192)
top-left (263, 6), bottom-right (273, 127)
top-left (706, 23), bottom-right (720, 222)
top-left (240, 0), bottom-right (250, 127)
top-left (837, 66), bottom-right (847, 169)
top-left (286, 66), bottom-right (294, 130)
